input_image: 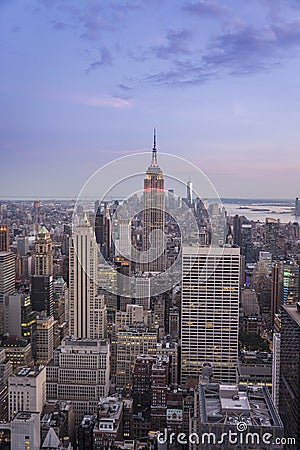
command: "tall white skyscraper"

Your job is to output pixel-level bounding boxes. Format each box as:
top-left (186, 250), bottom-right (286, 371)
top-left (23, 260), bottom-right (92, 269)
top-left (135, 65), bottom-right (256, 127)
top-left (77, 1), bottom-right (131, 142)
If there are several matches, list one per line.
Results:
top-left (272, 332), bottom-right (281, 409)
top-left (69, 214), bottom-right (99, 339)
top-left (187, 179), bottom-right (193, 206)
top-left (181, 246), bottom-right (240, 384)
top-left (0, 252), bottom-right (15, 302)
top-left (0, 251), bottom-right (15, 335)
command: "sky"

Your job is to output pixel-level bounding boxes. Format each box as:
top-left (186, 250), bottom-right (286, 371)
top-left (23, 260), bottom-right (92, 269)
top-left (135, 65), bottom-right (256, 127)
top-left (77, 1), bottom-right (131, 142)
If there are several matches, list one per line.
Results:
top-left (1, 0), bottom-right (300, 199)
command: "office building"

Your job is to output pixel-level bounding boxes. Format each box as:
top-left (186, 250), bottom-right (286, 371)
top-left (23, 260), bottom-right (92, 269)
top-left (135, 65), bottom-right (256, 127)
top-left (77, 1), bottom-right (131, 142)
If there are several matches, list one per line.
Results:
top-left (279, 303), bottom-right (300, 448)
top-left (93, 397), bottom-right (124, 449)
top-left (115, 327), bottom-right (157, 392)
top-left (282, 260), bottom-right (300, 305)
top-left (132, 355), bottom-right (155, 437)
top-left (0, 411), bottom-right (41, 450)
top-left (157, 339), bottom-right (179, 385)
top-left (17, 236), bottom-right (29, 257)
top-left (0, 252), bottom-right (15, 303)
top-left (265, 218), bottom-right (280, 259)
top-left (240, 223), bottom-right (254, 263)
top-left (0, 336), bottom-right (33, 370)
top-left (240, 288), bottom-right (261, 334)
top-left (41, 400), bottom-right (75, 447)
top-left (143, 131), bottom-right (166, 272)
top-left (192, 384), bottom-right (283, 450)
top-left (271, 261), bottom-right (283, 330)
top-left (115, 303), bottom-right (145, 328)
top-left (36, 313), bottom-right (55, 365)
top-left (35, 226), bottom-right (53, 276)
top-left (233, 215), bottom-right (242, 247)
top-left (115, 218), bottom-right (132, 260)
top-left (77, 415), bottom-right (96, 450)
top-left (168, 306), bottom-right (180, 341)
top-left (23, 253), bottom-right (34, 279)
top-left (135, 276), bottom-right (151, 310)
top-left (181, 246), bottom-right (240, 384)
top-left (150, 356), bottom-right (169, 431)
top-left (8, 366), bottom-right (46, 419)
top-left (31, 274), bottom-right (53, 316)
top-left (252, 260), bottom-right (272, 320)
top-left (69, 214), bottom-right (100, 339)
top-left (0, 225), bottom-right (9, 252)
top-left (46, 337), bottom-right (110, 426)
top-left (114, 256), bottom-right (131, 308)
top-left (4, 293), bottom-right (35, 338)
top-left (53, 276), bottom-right (68, 325)
top-left (0, 348), bottom-right (13, 421)
top-left (295, 197), bottom-right (300, 216)
top-left (186, 179), bottom-right (193, 207)
top-left (272, 332), bottom-right (280, 410)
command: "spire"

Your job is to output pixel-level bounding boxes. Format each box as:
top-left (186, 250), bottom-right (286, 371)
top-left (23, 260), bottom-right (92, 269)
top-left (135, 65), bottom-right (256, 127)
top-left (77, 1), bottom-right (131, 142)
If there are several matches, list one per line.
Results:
top-left (151, 128), bottom-right (158, 167)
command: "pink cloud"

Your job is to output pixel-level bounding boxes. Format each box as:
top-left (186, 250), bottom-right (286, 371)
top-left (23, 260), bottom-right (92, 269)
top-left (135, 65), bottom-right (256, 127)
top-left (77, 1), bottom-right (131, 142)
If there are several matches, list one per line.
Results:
top-left (64, 93), bottom-right (130, 108)
top-left (43, 91), bottom-right (131, 108)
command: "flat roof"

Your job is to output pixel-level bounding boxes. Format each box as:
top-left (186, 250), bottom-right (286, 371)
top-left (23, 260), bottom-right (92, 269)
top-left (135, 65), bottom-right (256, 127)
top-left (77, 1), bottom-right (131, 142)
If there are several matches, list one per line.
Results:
top-left (199, 384), bottom-right (282, 427)
top-left (283, 304), bottom-right (300, 327)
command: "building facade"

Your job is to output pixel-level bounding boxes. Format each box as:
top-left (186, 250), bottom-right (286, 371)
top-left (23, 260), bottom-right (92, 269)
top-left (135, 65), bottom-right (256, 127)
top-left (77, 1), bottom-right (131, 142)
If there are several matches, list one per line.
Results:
top-left (279, 303), bottom-right (300, 448)
top-left (142, 132), bottom-right (165, 272)
top-left (69, 214), bottom-right (99, 339)
top-left (181, 246), bottom-right (240, 384)
top-left (8, 366), bottom-right (46, 420)
top-left (46, 337), bottom-right (110, 426)
top-left (35, 226), bottom-right (53, 276)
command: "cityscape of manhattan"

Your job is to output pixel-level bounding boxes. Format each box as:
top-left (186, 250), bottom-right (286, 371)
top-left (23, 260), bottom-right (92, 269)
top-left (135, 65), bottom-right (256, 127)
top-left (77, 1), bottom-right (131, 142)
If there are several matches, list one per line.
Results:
top-left (2, 1), bottom-right (300, 450)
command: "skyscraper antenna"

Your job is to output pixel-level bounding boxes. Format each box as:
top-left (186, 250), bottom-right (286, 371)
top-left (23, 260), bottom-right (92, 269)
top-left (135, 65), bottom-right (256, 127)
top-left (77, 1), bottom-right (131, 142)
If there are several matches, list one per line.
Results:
top-left (150, 128), bottom-right (158, 167)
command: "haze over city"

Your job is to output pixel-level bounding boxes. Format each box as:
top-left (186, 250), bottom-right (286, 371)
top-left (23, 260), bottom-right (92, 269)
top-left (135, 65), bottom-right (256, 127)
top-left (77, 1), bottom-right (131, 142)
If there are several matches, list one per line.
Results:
top-left (1, 0), bottom-right (300, 198)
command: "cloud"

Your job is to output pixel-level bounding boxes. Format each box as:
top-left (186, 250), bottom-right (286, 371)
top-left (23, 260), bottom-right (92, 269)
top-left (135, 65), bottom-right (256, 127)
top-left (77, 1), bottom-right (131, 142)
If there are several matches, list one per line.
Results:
top-left (203, 21), bottom-right (300, 74)
top-left (64, 93), bottom-right (130, 108)
top-left (153, 29), bottom-right (193, 59)
top-left (147, 20), bottom-right (300, 86)
top-left (43, 91), bottom-right (130, 108)
top-left (52, 21), bottom-right (68, 30)
top-left (118, 84), bottom-right (132, 91)
top-left (81, 16), bottom-right (107, 41)
top-left (183, 1), bottom-right (232, 18)
top-left (86, 47), bottom-right (113, 74)
top-left (12, 26), bottom-right (21, 33)
top-left (146, 59), bottom-right (214, 86)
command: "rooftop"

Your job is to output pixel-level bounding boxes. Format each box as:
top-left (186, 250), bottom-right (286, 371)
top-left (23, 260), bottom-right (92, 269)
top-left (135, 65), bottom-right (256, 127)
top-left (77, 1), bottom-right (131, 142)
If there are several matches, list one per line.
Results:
top-left (282, 303), bottom-right (300, 327)
top-left (14, 366), bottom-right (45, 378)
top-left (199, 384), bottom-right (282, 428)
top-left (13, 411), bottom-right (40, 422)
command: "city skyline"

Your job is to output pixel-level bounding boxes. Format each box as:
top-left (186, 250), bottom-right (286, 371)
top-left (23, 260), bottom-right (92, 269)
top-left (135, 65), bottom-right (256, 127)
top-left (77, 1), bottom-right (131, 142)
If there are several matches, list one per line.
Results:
top-left (2, 0), bottom-right (300, 198)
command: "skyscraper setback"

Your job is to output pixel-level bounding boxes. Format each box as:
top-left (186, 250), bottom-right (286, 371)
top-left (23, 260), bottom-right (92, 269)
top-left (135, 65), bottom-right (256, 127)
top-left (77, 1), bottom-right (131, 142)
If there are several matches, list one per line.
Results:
top-left (0, 225), bottom-right (9, 252)
top-left (35, 226), bottom-right (53, 276)
top-left (69, 214), bottom-right (99, 339)
top-left (143, 131), bottom-right (166, 272)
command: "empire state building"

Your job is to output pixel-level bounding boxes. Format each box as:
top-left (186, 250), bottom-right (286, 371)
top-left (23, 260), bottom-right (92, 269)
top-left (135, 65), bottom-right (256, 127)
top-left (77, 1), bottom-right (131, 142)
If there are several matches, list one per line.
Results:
top-left (143, 131), bottom-right (166, 272)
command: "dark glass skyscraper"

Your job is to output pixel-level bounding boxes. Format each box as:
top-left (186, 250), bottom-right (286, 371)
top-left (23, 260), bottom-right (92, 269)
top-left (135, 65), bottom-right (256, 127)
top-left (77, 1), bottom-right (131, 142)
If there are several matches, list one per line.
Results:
top-left (265, 217), bottom-right (280, 259)
top-left (279, 303), bottom-right (300, 448)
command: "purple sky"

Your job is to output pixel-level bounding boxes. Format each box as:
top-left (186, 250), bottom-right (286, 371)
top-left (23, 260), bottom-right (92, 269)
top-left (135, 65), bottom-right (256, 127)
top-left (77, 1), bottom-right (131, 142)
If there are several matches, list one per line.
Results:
top-left (1, 0), bottom-right (300, 199)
